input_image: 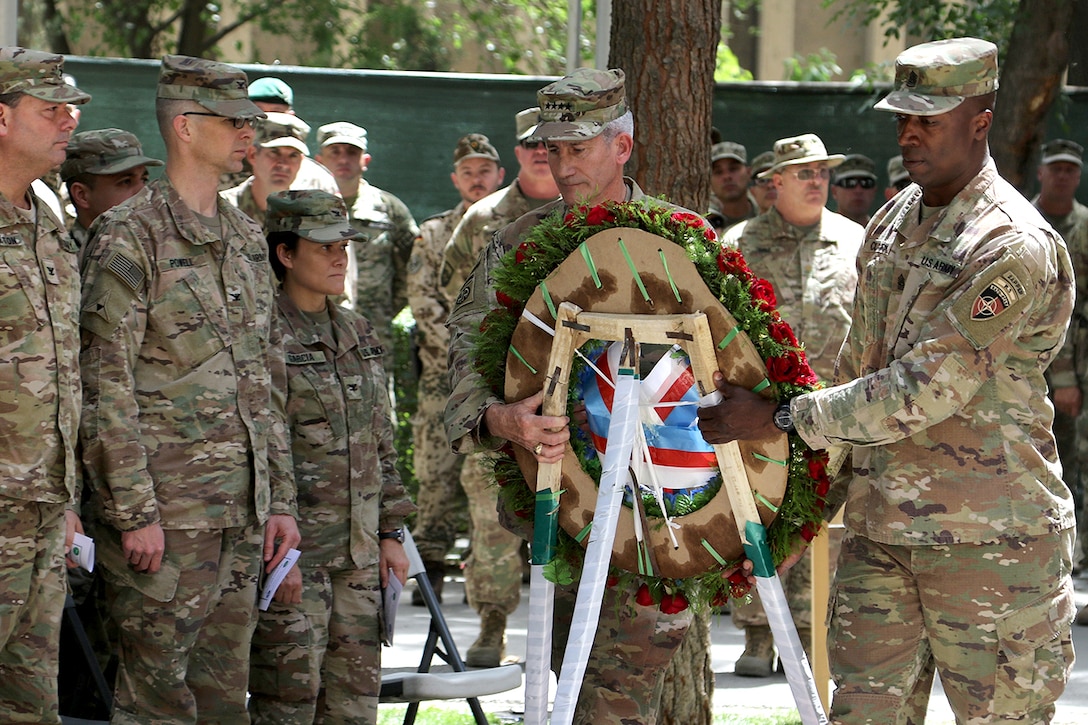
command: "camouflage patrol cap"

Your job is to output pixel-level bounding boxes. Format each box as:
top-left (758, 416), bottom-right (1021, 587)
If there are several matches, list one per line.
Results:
top-left (249, 77), bottom-right (293, 107)
top-left (874, 37), bottom-right (999, 117)
top-left (516, 107), bottom-right (541, 142)
top-left (61, 129), bottom-right (163, 182)
top-left (749, 151), bottom-right (775, 178)
top-left (255, 112), bottom-right (310, 155)
top-left (886, 155), bottom-right (909, 186)
top-left (759, 133), bottom-right (845, 178)
top-left (833, 154), bottom-right (877, 182)
top-left (317, 121), bottom-right (367, 152)
top-left (0, 47), bottom-right (90, 104)
top-left (535, 68), bottom-right (627, 141)
top-left (711, 141), bottom-right (747, 164)
top-left (1041, 139), bottom-right (1083, 168)
top-left (454, 133), bottom-right (500, 167)
top-left (157, 55), bottom-right (265, 120)
top-left (265, 190), bottom-right (363, 243)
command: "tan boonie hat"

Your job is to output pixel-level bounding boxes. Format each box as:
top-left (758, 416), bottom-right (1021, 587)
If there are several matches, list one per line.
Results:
top-left (759, 133), bottom-right (845, 178)
top-left (535, 68), bottom-right (627, 141)
top-left (157, 55), bottom-right (264, 120)
top-left (749, 151), bottom-right (775, 178)
top-left (61, 129), bottom-right (163, 182)
top-left (265, 190), bottom-right (363, 243)
top-left (834, 154), bottom-right (877, 182)
top-left (887, 155), bottom-right (910, 186)
top-left (516, 107), bottom-right (541, 142)
top-left (0, 47), bottom-right (90, 104)
top-left (711, 141), bottom-right (747, 165)
top-left (255, 112), bottom-right (310, 155)
top-left (454, 133), bottom-right (500, 167)
top-left (874, 37), bottom-right (999, 117)
top-left (317, 121), bottom-right (367, 152)
top-left (1041, 139), bottom-right (1084, 168)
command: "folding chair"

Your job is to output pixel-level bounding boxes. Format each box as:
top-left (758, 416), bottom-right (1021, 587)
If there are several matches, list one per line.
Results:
top-left (380, 530), bottom-right (522, 725)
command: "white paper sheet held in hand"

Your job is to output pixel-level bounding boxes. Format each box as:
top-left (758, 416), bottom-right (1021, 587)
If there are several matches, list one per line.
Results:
top-left (258, 547), bottom-right (301, 611)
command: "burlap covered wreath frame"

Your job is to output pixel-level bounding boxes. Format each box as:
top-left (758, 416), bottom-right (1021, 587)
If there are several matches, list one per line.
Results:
top-left (473, 198), bottom-right (833, 610)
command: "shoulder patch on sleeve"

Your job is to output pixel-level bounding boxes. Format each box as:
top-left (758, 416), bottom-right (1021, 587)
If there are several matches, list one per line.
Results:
top-left (103, 250), bottom-right (146, 293)
top-left (947, 256), bottom-right (1032, 349)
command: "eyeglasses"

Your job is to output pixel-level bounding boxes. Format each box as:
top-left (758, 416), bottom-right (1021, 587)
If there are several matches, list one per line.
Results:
top-left (787, 167), bottom-right (831, 182)
top-left (520, 139), bottom-right (544, 150)
top-left (833, 177), bottom-right (876, 189)
top-left (750, 177), bottom-right (773, 187)
top-left (180, 112), bottom-right (256, 129)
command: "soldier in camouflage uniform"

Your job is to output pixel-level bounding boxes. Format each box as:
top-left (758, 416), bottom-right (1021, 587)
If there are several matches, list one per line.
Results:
top-left (78, 55), bottom-right (300, 724)
top-left (707, 140), bottom-right (758, 236)
top-left (747, 150), bottom-right (777, 213)
top-left (829, 153), bottom-right (878, 227)
top-left (316, 121), bottom-right (418, 374)
top-left (439, 109), bottom-right (559, 666)
top-left (248, 191), bottom-right (415, 724)
top-left (406, 134), bottom-right (505, 603)
top-left (60, 128), bottom-right (162, 251)
top-left (0, 46), bottom-right (88, 724)
top-left (446, 69), bottom-right (704, 722)
top-left (701, 38), bottom-right (1077, 724)
top-left (884, 154), bottom-right (910, 200)
top-left (721, 132), bottom-right (863, 678)
top-left (1031, 139), bottom-right (1088, 624)
top-left (221, 112), bottom-right (311, 226)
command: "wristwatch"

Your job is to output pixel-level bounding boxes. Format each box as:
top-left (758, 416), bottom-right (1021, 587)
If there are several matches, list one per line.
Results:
top-left (772, 401), bottom-right (795, 434)
top-left (378, 528), bottom-right (405, 543)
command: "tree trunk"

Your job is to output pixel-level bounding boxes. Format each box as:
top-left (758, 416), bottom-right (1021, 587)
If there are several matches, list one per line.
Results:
top-left (609, 3), bottom-right (722, 722)
top-left (990, 0), bottom-right (1074, 191)
top-left (1066, 0), bottom-right (1088, 86)
top-left (609, 0), bottom-right (722, 214)
top-left (177, 0), bottom-right (212, 58)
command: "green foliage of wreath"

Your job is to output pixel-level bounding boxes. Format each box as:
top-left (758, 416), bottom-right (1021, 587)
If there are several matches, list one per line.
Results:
top-left (473, 198), bottom-right (834, 610)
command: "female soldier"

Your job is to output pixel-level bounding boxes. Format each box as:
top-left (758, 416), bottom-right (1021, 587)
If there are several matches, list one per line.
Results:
top-left (249, 190), bottom-right (415, 724)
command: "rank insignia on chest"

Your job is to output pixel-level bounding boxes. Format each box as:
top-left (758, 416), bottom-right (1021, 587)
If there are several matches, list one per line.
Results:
top-left (971, 272), bottom-right (1024, 320)
top-left (344, 375), bottom-right (364, 400)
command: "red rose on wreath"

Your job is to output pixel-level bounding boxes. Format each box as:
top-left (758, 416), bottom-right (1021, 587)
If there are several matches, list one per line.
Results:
top-left (704, 227), bottom-right (717, 243)
top-left (768, 319), bottom-right (799, 347)
top-left (727, 570), bottom-right (752, 599)
top-left (515, 241), bottom-right (539, 264)
top-left (717, 248), bottom-right (754, 281)
top-left (670, 211), bottom-right (706, 229)
top-left (635, 583), bottom-right (654, 607)
top-left (586, 205), bottom-right (616, 226)
top-left (495, 290), bottom-right (521, 313)
top-left (800, 521), bottom-right (820, 542)
top-left (749, 277), bottom-right (777, 310)
top-left (659, 591), bottom-right (689, 614)
top-left (767, 351), bottom-right (805, 383)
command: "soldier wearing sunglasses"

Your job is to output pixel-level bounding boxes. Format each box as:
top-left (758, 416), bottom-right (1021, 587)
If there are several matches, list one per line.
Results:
top-left (830, 153), bottom-right (878, 226)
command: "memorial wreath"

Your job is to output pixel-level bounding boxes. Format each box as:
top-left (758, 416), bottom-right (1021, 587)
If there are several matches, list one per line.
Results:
top-left (472, 197), bottom-right (833, 611)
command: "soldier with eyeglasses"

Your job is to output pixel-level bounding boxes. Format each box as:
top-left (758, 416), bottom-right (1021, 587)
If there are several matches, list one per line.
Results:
top-left (830, 153), bottom-right (879, 226)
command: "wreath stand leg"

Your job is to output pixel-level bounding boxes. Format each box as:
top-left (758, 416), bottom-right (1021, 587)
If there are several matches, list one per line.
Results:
top-left (525, 303), bottom-right (828, 725)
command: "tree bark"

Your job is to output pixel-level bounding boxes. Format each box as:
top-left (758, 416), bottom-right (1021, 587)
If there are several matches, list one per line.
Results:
top-left (609, 0), bottom-right (722, 215)
top-left (1066, 0), bottom-right (1088, 86)
top-left (609, 3), bottom-right (722, 723)
top-left (990, 0), bottom-right (1074, 191)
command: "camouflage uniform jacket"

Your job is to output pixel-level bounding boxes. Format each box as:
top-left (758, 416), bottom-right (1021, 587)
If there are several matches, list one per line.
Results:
top-left (792, 161), bottom-right (1076, 545)
top-left (722, 206), bottom-right (863, 380)
top-left (276, 291), bottom-right (414, 569)
top-left (445, 178), bottom-right (711, 455)
top-left (70, 219), bottom-right (90, 252)
top-left (707, 193), bottom-right (758, 237)
top-left (220, 177), bottom-right (264, 227)
top-left (343, 179), bottom-right (418, 360)
top-left (79, 176), bottom-right (297, 532)
top-left (440, 178), bottom-right (558, 303)
top-left (1031, 195), bottom-right (1088, 391)
top-left (0, 194), bottom-right (81, 505)
top-left (408, 200), bottom-right (467, 392)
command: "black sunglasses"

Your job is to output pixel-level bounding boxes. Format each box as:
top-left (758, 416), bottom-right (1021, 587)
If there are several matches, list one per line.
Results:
top-left (180, 112), bottom-right (256, 130)
top-left (834, 177), bottom-right (876, 189)
top-left (520, 139), bottom-right (544, 150)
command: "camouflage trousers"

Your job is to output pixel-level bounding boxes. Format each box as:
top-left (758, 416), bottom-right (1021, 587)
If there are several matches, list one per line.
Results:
top-left (411, 383), bottom-right (466, 565)
top-left (551, 577), bottom-right (693, 725)
top-left (462, 453), bottom-right (522, 615)
top-left (249, 563), bottom-right (382, 724)
top-left (732, 548), bottom-right (813, 629)
top-left (828, 529), bottom-right (1076, 725)
top-left (104, 522), bottom-right (264, 725)
top-left (0, 500), bottom-right (67, 724)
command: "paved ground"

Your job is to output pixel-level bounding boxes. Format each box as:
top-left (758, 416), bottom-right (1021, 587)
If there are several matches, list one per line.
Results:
top-left (382, 570), bottom-right (1088, 723)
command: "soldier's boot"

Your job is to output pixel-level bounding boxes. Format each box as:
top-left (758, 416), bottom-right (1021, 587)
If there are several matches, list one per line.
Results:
top-left (1077, 603), bottom-right (1088, 626)
top-left (735, 624), bottom-right (776, 677)
top-left (465, 609), bottom-right (507, 668)
top-left (411, 560), bottom-right (446, 607)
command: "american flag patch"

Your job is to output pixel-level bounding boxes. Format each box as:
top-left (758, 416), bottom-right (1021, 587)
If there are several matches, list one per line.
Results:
top-left (105, 251), bottom-right (145, 292)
